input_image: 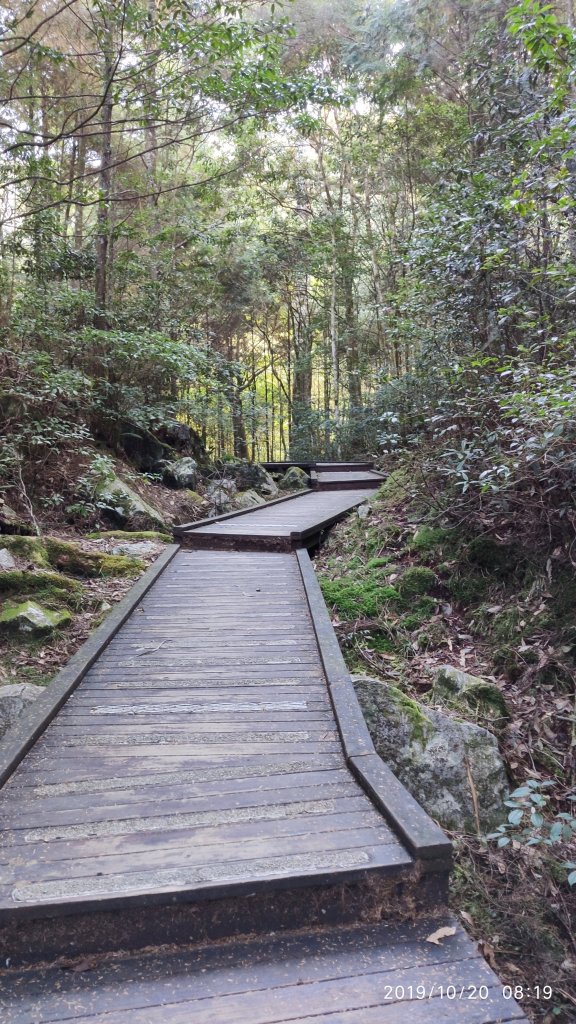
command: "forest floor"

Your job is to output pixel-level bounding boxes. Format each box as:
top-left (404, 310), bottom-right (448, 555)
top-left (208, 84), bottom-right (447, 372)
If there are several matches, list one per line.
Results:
top-left (315, 471), bottom-right (576, 1024)
top-left (0, 449), bottom-right (197, 691)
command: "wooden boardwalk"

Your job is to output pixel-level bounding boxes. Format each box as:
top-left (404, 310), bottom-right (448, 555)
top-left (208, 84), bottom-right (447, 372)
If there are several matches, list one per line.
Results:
top-left (0, 464), bottom-right (526, 1023)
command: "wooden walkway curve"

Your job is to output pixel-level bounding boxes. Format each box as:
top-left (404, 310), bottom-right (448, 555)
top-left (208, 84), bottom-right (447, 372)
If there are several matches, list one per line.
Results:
top-left (0, 463), bottom-right (526, 1023)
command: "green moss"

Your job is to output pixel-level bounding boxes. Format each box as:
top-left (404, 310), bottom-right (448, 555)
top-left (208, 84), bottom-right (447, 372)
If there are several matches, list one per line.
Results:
top-left (86, 530), bottom-right (171, 542)
top-left (491, 608), bottom-right (522, 642)
top-left (0, 570), bottom-right (83, 610)
top-left (1, 534), bottom-right (146, 578)
top-left (44, 539), bottom-right (144, 578)
top-left (549, 568), bottom-right (576, 625)
top-left (387, 684), bottom-right (433, 745)
top-left (396, 566), bottom-right (436, 600)
top-left (185, 490), bottom-right (205, 505)
top-left (320, 578), bottom-right (399, 619)
top-left (447, 571), bottom-right (490, 605)
top-left (366, 556), bottom-right (394, 569)
top-left (467, 536), bottom-right (517, 575)
top-left (376, 468), bottom-right (412, 507)
top-left (0, 536), bottom-right (49, 567)
top-left (410, 526), bottom-right (457, 554)
top-left (400, 597), bottom-right (438, 630)
top-left (0, 600), bottom-right (72, 635)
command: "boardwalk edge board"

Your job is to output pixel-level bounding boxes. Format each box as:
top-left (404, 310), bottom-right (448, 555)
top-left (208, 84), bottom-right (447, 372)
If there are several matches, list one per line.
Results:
top-left (0, 544), bottom-right (181, 789)
top-left (295, 547), bottom-right (452, 868)
top-left (173, 487), bottom-right (312, 535)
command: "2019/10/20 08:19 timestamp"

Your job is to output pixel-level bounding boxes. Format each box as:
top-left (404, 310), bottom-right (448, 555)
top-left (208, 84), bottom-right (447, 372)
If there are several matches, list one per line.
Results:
top-left (379, 984), bottom-right (553, 1001)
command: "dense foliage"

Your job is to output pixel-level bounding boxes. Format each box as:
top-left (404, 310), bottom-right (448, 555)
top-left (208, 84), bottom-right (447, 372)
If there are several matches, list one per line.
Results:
top-left (1, 0), bottom-right (576, 501)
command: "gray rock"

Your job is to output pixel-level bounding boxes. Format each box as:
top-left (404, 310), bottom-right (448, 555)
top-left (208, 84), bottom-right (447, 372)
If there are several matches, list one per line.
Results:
top-left (94, 475), bottom-right (167, 531)
top-left (119, 420), bottom-right (169, 472)
top-left (233, 489), bottom-right (266, 510)
top-left (212, 461), bottom-right (279, 498)
top-left (356, 502), bottom-right (370, 520)
top-left (352, 674), bottom-right (509, 832)
top-left (0, 600), bottom-right (72, 637)
top-left (0, 683), bottom-right (43, 739)
top-left (162, 457), bottom-right (199, 490)
top-left (112, 541), bottom-right (157, 556)
top-left (157, 421), bottom-right (208, 463)
top-left (206, 478), bottom-right (237, 513)
top-left (279, 466), bottom-right (310, 491)
top-left (0, 548), bottom-right (16, 570)
top-left (0, 498), bottom-right (31, 534)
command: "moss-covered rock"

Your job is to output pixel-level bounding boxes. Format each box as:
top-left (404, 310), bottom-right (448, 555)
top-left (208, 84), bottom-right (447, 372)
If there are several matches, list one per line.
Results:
top-left (184, 490), bottom-right (205, 506)
top-left (279, 466), bottom-right (310, 491)
top-left (0, 536), bottom-right (50, 567)
top-left (352, 674), bottom-right (509, 831)
top-left (0, 498), bottom-right (34, 535)
top-left (0, 600), bottom-right (72, 636)
top-left (0, 535), bottom-right (144, 578)
top-left (396, 566), bottom-right (436, 600)
top-left (433, 665), bottom-right (510, 728)
top-left (87, 464), bottom-right (167, 530)
top-left (0, 569), bottom-right (82, 599)
top-left (233, 489), bottom-right (266, 510)
top-left (44, 539), bottom-right (144, 577)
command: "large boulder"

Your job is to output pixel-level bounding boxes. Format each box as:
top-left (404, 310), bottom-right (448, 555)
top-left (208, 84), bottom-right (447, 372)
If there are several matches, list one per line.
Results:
top-left (205, 478), bottom-right (237, 514)
top-left (93, 473), bottom-right (167, 531)
top-left (352, 674), bottom-right (509, 832)
top-left (233, 489), bottom-right (266, 510)
top-left (162, 457), bottom-right (199, 491)
top-left (211, 461), bottom-right (278, 498)
top-left (156, 421), bottom-right (208, 464)
top-left (0, 600), bottom-right (72, 637)
top-left (0, 548), bottom-right (16, 570)
top-left (118, 420), bottom-right (169, 472)
top-left (279, 466), bottom-right (310, 491)
top-left (0, 683), bottom-right (42, 739)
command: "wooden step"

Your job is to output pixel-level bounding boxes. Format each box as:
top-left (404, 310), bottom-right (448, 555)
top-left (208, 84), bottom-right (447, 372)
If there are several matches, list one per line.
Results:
top-left (0, 917), bottom-right (528, 1023)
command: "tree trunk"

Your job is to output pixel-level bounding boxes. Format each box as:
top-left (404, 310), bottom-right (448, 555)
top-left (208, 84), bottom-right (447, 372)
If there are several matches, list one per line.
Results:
top-left (94, 40), bottom-right (114, 327)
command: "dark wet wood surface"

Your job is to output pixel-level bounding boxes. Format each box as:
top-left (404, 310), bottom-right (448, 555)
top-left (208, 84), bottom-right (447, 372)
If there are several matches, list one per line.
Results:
top-left (0, 918), bottom-right (526, 1024)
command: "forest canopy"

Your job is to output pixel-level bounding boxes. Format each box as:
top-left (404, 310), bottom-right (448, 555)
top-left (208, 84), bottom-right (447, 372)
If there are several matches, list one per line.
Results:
top-left (1, 0), bottom-right (576, 518)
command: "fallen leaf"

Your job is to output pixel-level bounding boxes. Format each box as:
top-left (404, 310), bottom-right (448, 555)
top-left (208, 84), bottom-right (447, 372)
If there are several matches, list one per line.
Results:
top-left (426, 926), bottom-right (456, 946)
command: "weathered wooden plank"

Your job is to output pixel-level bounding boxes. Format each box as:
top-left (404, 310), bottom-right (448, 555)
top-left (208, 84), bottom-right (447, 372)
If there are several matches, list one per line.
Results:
top-left (0, 768), bottom-right (351, 815)
top-left (1, 919), bottom-right (483, 1024)
top-left (1, 780), bottom-right (359, 830)
top-left (0, 841), bottom-right (410, 910)
top-left (0, 954), bottom-right (519, 1024)
top-left (1, 826), bottom-right (393, 887)
top-left (0, 810), bottom-right (380, 865)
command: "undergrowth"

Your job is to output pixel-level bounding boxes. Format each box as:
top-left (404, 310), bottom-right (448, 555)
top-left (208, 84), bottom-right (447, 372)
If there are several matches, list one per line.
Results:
top-left (316, 471), bottom-right (576, 1022)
